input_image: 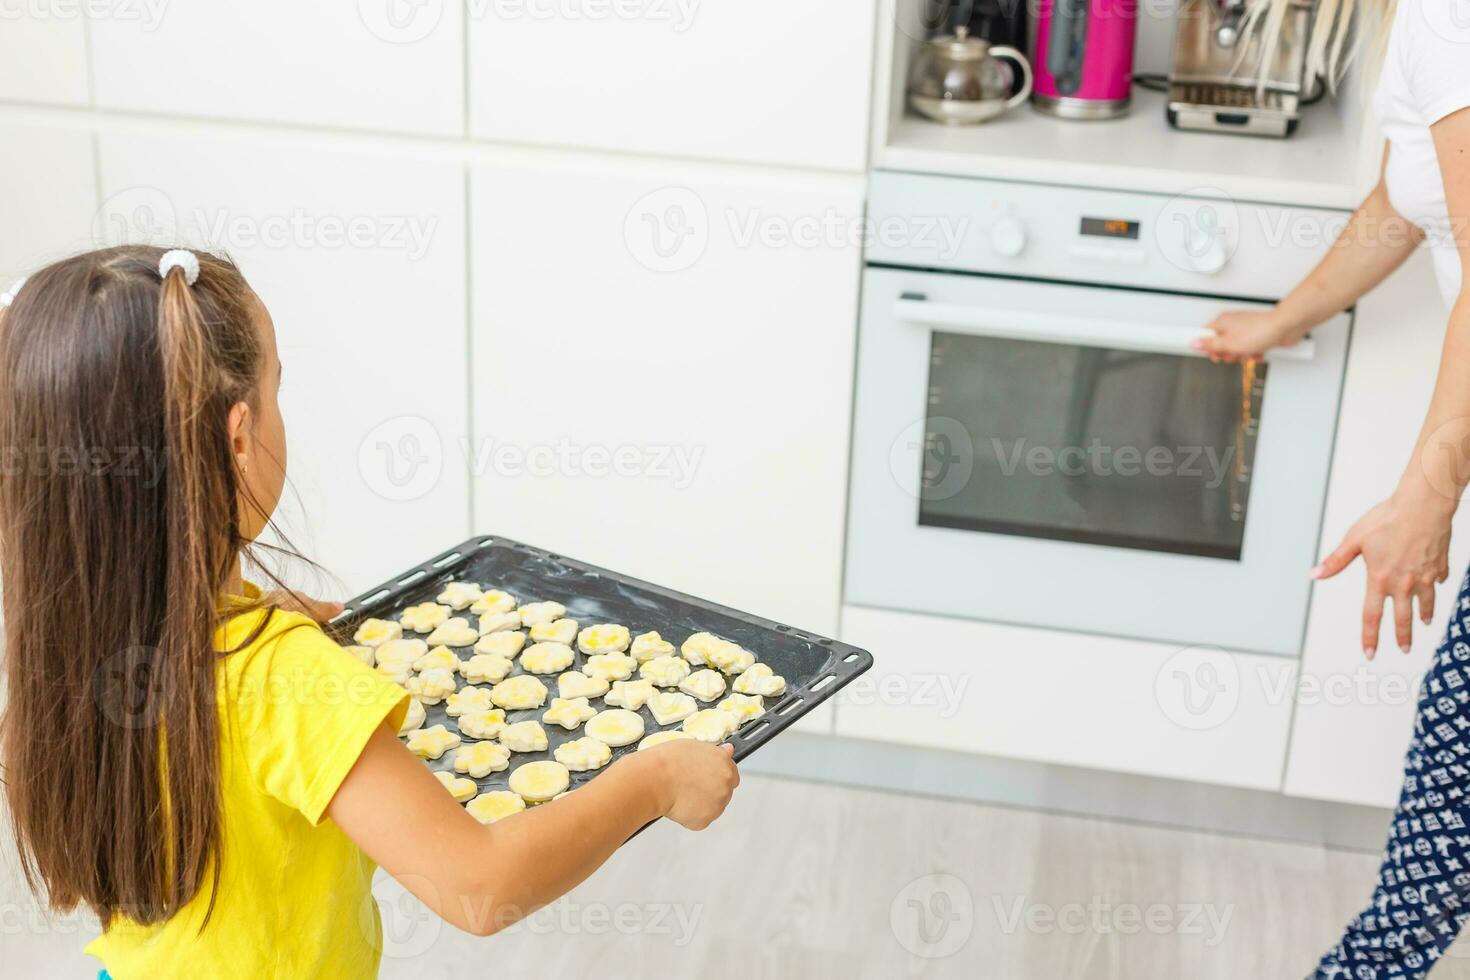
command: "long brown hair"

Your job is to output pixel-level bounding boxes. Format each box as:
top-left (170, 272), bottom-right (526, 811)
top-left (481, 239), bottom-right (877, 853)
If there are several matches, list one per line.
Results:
top-left (0, 245), bottom-right (264, 925)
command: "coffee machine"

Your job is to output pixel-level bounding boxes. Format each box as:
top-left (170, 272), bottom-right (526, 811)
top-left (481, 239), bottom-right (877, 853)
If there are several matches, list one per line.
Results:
top-left (1167, 0), bottom-right (1314, 137)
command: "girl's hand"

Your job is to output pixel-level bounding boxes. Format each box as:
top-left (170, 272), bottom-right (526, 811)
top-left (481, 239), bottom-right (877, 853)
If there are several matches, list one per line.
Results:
top-left (1313, 493), bottom-right (1454, 658)
top-left (1192, 308), bottom-right (1307, 364)
top-left (264, 589), bottom-right (345, 623)
top-left (641, 740), bottom-right (740, 830)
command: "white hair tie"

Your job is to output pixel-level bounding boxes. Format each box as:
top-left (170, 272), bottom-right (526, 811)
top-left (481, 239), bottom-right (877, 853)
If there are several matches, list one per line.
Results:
top-left (0, 275), bottom-right (26, 309)
top-left (158, 249), bottom-right (200, 286)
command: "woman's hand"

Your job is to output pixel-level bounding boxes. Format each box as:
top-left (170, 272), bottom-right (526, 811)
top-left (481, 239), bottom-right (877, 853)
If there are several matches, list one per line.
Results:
top-left (643, 740), bottom-right (740, 830)
top-left (1193, 308), bottom-right (1309, 364)
top-left (1313, 492), bottom-right (1454, 658)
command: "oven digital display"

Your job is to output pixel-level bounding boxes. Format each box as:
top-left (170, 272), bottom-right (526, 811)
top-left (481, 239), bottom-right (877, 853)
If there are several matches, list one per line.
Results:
top-left (1080, 217), bottom-right (1140, 240)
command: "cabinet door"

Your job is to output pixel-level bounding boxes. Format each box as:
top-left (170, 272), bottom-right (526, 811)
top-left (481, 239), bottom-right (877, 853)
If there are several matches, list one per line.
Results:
top-left (89, 2), bottom-right (463, 136)
top-left (96, 130), bottom-right (470, 593)
top-left (1283, 251), bottom-right (1470, 807)
top-left (470, 150), bottom-right (862, 638)
top-left (0, 123), bottom-right (97, 283)
top-left (467, 1), bottom-right (875, 171)
top-left (0, 12), bottom-right (88, 105)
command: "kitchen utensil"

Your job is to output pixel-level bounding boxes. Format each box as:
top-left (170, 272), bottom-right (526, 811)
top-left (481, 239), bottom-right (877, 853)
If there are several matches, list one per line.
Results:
top-left (908, 25), bottom-right (1034, 125)
top-left (1031, 0), bottom-right (1137, 119)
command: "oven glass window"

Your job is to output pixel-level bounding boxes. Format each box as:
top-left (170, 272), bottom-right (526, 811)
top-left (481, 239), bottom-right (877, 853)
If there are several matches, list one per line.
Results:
top-left (918, 331), bottom-right (1267, 560)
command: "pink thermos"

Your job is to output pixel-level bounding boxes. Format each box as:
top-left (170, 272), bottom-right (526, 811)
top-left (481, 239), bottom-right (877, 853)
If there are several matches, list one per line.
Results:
top-left (1031, 0), bottom-right (1137, 119)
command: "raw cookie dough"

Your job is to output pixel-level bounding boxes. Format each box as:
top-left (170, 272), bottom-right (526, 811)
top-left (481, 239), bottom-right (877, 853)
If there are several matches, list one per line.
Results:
top-left (640, 656), bottom-right (691, 688)
top-left (434, 770), bottom-right (478, 803)
top-left (375, 638), bottom-right (428, 668)
top-left (342, 644), bottom-right (375, 667)
top-left (444, 685), bottom-right (495, 718)
top-left (647, 691), bottom-right (699, 727)
top-left (639, 729), bottom-right (694, 751)
top-left (557, 670), bottom-right (610, 700)
top-left (405, 667), bottom-right (457, 705)
top-left (376, 662), bottom-right (413, 685)
top-left (354, 618), bottom-right (402, 647)
top-left (732, 663), bottom-right (787, 697)
top-left (474, 630), bottom-right (526, 658)
top-left (678, 669), bottom-right (727, 703)
top-left (683, 708), bottom-right (739, 744)
top-left (542, 697), bottom-right (597, 731)
top-left (717, 692), bottom-right (765, 723)
top-left (452, 740), bottom-right (511, 778)
top-left (499, 720), bottom-right (550, 753)
top-left (437, 581), bottom-right (483, 611)
top-left (398, 698), bottom-right (426, 735)
top-left (679, 632), bottom-right (723, 666)
top-left (471, 590), bottom-right (516, 616)
top-left (577, 623), bottom-right (631, 655)
top-left (490, 674), bottom-right (549, 710)
top-left (401, 602), bottom-right (452, 633)
top-left (406, 724), bottom-right (461, 760)
top-left (426, 617), bottom-right (478, 648)
top-left (555, 736), bottom-right (613, 772)
top-left (477, 611), bottom-right (522, 635)
top-left (520, 642), bottom-right (575, 675)
top-left (529, 618), bottom-right (579, 644)
top-left (466, 791), bottom-right (525, 824)
top-left (456, 708), bottom-right (508, 741)
top-left (708, 643), bottom-right (755, 676)
top-left (509, 760), bottom-right (571, 803)
top-left (584, 708), bottom-right (646, 747)
top-left (629, 631), bottom-right (675, 662)
top-left (413, 646), bottom-right (462, 674)
top-left (461, 654), bottom-right (514, 685)
top-left (518, 601), bottom-right (567, 627)
top-left (604, 678), bottom-right (657, 710)
top-left (584, 653), bottom-right (636, 682)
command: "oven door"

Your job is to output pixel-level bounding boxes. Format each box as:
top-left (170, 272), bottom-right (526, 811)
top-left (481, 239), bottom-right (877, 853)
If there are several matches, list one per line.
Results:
top-left (845, 266), bottom-right (1350, 656)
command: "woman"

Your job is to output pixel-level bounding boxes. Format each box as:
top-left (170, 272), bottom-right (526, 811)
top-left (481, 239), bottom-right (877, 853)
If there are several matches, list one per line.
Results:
top-left (1197, 0), bottom-right (1470, 973)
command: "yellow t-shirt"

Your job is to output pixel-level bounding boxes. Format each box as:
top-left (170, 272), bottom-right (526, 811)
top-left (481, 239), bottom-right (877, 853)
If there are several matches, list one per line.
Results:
top-left (85, 596), bottom-right (408, 979)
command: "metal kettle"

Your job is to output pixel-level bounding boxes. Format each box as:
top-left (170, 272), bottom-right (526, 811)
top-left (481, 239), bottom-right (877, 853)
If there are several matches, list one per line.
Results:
top-left (908, 26), bottom-right (1034, 125)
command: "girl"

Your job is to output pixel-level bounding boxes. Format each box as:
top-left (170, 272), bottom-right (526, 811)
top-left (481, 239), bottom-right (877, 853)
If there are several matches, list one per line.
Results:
top-left (0, 244), bottom-right (740, 977)
top-left (1196, 0), bottom-right (1470, 974)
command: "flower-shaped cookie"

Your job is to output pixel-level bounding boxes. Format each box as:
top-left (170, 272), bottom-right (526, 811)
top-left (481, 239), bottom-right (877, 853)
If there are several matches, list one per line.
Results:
top-left (405, 724), bottom-right (461, 760)
top-left (629, 631), bottom-right (675, 662)
top-left (708, 643), bottom-right (755, 676)
top-left (426, 617), bottom-right (478, 648)
top-left (678, 669), bottom-right (726, 703)
top-left (437, 581), bottom-right (483, 611)
top-left (434, 770), bottom-right (478, 803)
top-left (477, 611), bottom-right (522, 635)
top-left (471, 590), bottom-right (516, 616)
top-left (490, 674), bottom-right (548, 710)
top-left (647, 692), bottom-right (698, 727)
top-left (542, 697), bottom-right (597, 731)
top-left (400, 602), bottom-right (451, 633)
top-left (474, 630), bottom-right (525, 657)
top-left (518, 601), bottom-right (566, 628)
top-left (584, 709), bottom-right (645, 748)
top-left (604, 678), bottom-right (657, 710)
top-left (584, 653), bottom-right (636, 683)
top-left (732, 663), bottom-right (786, 697)
top-left (520, 642), bottom-right (575, 675)
top-left (640, 656), bottom-right (691, 688)
top-left (499, 720), bottom-right (549, 753)
top-left (444, 685), bottom-right (495, 718)
top-left (529, 618), bottom-right (579, 644)
top-left (375, 638), bottom-right (427, 668)
top-left (461, 654), bottom-right (514, 685)
top-left (405, 667), bottom-right (457, 705)
top-left (509, 760), bottom-right (570, 802)
top-left (555, 736), bottom-right (612, 772)
top-left (577, 623), bottom-right (631, 655)
top-left (414, 646), bottom-right (462, 674)
top-left (639, 729), bottom-right (693, 751)
top-left (557, 670), bottom-right (610, 700)
top-left (398, 698), bottom-right (426, 735)
top-left (453, 740), bottom-right (511, 778)
top-left (466, 791), bottom-right (525, 824)
top-left (717, 693), bottom-right (765, 723)
top-left (354, 618), bottom-right (402, 647)
top-left (456, 708), bottom-right (507, 741)
top-left (683, 708), bottom-right (739, 744)
top-left (679, 632), bottom-right (723, 666)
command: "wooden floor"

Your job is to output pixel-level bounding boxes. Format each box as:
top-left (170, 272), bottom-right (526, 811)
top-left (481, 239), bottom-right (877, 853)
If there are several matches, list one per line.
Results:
top-left (10, 773), bottom-right (1470, 978)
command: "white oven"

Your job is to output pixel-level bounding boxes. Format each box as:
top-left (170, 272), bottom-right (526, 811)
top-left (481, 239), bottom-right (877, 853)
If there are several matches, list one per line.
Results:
top-left (846, 173), bottom-right (1351, 656)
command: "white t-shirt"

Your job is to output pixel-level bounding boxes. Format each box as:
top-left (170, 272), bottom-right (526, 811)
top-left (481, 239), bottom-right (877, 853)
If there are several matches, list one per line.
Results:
top-left (1374, 0), bottom-right (1470, 308)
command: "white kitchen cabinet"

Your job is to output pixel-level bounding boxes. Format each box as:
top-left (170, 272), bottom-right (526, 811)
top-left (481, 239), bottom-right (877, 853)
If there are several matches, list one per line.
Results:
top-left (0, 12), bottom-right (88, 105)
top-left (89, 2), bottom-right (463, 136)
top-left (95, 129), bottom-right (470, 594)
top-left (469, 149), bottom-right (862, 645)
top-left (836, 604), bottom-right (1298, 790)
top-left (467, 0), bottom-right (875, 172)
top-left (1283, 249), bottom-right (1470, 808)
top-left (0, 123), bottom-right (97, 283)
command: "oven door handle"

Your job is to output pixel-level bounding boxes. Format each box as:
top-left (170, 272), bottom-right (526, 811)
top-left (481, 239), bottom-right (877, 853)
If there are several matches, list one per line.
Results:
top-left (892, 298), bottom-right (1316, 362)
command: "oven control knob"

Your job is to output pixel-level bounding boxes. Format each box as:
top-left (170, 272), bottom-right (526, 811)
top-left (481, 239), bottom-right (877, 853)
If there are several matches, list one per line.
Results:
top-left (990, 217), bottom-right (1026, 257)
top-left (1185, 226), bottom-right (1229, 275)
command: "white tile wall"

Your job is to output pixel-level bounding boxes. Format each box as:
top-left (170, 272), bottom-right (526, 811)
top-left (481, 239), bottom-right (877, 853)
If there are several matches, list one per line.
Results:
top-left (0, 123), bottom-right (97, 284)
top-left (0, 11), bottom-right (89, 105)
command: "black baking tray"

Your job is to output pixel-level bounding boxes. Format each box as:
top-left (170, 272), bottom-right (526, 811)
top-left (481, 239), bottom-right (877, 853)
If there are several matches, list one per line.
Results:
top-left (326, 535), bottom-right (873, 800)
